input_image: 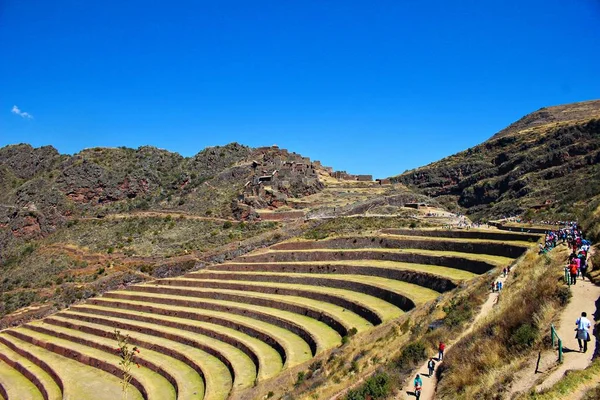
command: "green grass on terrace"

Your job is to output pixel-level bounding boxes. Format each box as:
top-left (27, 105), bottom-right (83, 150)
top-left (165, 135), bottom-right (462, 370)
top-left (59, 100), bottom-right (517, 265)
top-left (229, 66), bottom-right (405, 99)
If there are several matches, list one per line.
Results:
top-left (135, 284), bottom-right (372, 332)
top-left (0, 358), bottom-right (43, 400)
top-left (15, 325), bottom-right (178, 400)
top-left (46, 315), bottom-right (237, 398)
top-left (0, 341), bottom-right (62, 400)
top-left (61, 306), bottom-right (283, 381)
top-left (0, 332), bottom-right (141, 400)
top-left (190, 271), bottom-right (440, 305)
top-left (50, 313), bottom-right (254, 391)
top-left (154, 278), bottom-right (402, 322)
top-left (262, 248), bottom-right (515, 267)
top-left (104, 291), bottom-right (342, 354)
top-left (283, 233), bottom-right (534, 247)
top-left (79, 299), bottom-right (313, 368)
top-left (220, 259), bottom-right (477, 281)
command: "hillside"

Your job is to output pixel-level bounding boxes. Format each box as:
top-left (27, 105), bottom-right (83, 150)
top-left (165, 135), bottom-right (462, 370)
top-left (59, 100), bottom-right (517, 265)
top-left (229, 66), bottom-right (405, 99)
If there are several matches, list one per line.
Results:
top-left (392, 99), bottom-right (600, 221)
top-left (0, 142), bottom-right (436, 327)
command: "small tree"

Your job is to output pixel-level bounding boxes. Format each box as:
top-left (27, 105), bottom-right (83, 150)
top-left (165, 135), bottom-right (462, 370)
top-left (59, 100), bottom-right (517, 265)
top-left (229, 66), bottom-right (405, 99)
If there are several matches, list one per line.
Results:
top-left (114, 329), bottom-right (140, 400)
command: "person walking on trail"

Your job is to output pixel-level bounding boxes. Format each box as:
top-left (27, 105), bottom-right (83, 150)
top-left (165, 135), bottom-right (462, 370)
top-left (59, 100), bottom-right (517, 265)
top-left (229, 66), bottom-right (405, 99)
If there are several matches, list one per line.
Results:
top-left (578, 251), bottom-right (588, 280)
top-left (576, 312), bottom-right (592, 353)
top-left (438, 342), bottom-right (446, 361)
top-left (569, 259), bottom-right (579, 285)
top-left (427, 357), bottom-right (436, 377)
top-left (414, 374), bottom-right (423, 399)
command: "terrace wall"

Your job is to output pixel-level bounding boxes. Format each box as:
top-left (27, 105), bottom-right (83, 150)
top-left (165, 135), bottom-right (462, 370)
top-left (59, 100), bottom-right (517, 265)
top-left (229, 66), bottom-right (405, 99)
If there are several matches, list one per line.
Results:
top-left (208, 263), bottom-right (457, 293)
top-left (271, 237), bottom-right (528, 258)
top-left (239, 251), bottom-right (497, 274)
top-left (381, 228), bottom-right (542, 242)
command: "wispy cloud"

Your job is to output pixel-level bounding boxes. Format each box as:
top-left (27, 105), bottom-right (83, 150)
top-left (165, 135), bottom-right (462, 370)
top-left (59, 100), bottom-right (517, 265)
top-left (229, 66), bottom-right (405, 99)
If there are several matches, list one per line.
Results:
top-left (11, 105), bottom-right (33, 119)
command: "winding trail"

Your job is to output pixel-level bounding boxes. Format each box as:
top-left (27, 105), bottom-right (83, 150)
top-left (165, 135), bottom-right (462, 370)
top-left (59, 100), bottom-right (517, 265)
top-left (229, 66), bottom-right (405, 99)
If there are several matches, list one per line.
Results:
top-left (508, 251), bottom-right (600, 398)
top-left (400, 270), bottom-right (510, 399)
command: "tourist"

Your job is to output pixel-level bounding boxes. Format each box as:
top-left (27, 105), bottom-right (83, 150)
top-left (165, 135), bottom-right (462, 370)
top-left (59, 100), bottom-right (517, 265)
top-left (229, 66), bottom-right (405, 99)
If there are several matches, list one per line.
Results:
top-left (578, 251), bottom-right (588, 280)
top-left (503, 267), bottom-right (507, 277)
top-left (427, 357), bottom-right (436, 377)
top-left (438, 342), bottom-right (446, 361)
top-left (569, 259), bottom-right (578, 285)
top-left (414, 374), bottom-right (423, 399)
top-left (491, 282), bottom-right (496, 293)
top-left (575, 312), bottom-right (592, 353)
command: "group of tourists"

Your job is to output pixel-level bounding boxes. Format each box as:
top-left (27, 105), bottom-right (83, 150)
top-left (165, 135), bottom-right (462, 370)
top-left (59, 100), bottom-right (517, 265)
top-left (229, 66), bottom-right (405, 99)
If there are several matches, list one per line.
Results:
top-left (539, 223), bottom-right (589, 255)
top-left (412, 342), bottom-right (445, 398)
top-left (408, 220), bottom-right (595, 398)
top-left (546, 222), bottom-right (593, 354)
top-left (564, 225), bottom-right (591, 285)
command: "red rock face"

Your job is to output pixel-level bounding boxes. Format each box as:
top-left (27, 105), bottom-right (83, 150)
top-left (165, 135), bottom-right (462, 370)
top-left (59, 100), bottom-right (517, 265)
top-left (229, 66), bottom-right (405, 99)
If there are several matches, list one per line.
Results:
top-left (12, 215), bottom-right (42, 238)
top-left (66, 187), bottom-right (104, 203)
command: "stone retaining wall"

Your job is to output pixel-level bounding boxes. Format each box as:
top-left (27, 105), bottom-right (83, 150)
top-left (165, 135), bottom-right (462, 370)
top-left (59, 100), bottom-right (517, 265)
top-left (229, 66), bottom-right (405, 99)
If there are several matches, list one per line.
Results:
top-left (5, 330), bottom-right (149, 400)
top-left (24, 324), bottom-right (180, 398)
top-left (64, 307), bottom-right (265, 372)
top-left (0, 351), bottom-right (49, 400)
top-left (79, 302), bottom-right (288, 365)
top-left (135, 281), bottom-right (382, 326)
top-left (238, 251), bottom-right (496, 274)
top-left (0, 336), bottom-right (64, 397)
top-left (101, 292), bottom-right (319, 357)
top-left (382, 228), bottom-right (542, 242)
top-left (271, 237), bottom-right (528, 258)
top-left (181, 273), bottom-right (417, 312)
top-left (44, 316), bottom-right (220, 388)
top-left (208, 263), bottom-right (457, 293)
top-left (128, 285), bottom-right (349, 337)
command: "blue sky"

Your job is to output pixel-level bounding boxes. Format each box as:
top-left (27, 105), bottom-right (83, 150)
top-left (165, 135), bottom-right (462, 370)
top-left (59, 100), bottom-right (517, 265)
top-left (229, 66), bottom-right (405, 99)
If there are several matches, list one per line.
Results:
top-left (1, 0), bottom-right (599, 178)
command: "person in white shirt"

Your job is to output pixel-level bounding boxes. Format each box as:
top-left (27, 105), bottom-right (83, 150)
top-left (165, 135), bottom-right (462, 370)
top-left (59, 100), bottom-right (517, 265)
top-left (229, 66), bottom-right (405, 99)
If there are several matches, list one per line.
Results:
top-left (576, 312), bottom-right (592, 353)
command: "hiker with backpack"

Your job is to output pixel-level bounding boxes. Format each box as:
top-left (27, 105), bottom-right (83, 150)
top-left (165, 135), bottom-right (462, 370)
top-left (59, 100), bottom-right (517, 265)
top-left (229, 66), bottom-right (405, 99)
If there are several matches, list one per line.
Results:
top-left (414, 374), bottom-right (423, 399)
top-left (427, 357), bottom-right (436, 377)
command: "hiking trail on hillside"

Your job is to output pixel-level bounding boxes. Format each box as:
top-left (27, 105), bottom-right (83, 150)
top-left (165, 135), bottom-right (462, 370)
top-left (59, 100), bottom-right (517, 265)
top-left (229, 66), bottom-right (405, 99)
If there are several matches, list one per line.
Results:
top-left (508, 249), bottom-right (600, 398)
top-left (400, 263), bottom-right (510, 399)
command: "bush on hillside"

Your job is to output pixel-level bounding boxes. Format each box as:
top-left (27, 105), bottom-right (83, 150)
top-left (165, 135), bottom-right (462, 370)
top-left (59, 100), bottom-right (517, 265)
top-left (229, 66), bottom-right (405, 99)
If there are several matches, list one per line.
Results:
top-left (345, 372), bottom-right (391, 400)
top-left (396, 341), bottom-right (427, 371)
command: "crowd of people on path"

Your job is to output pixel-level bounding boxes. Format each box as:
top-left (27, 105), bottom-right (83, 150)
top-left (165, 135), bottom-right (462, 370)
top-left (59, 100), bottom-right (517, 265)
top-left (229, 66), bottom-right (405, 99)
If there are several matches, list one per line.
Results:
top-left (540, 222), bottom-right (594, 354)
top-left (408, 220), bottom-right (596, 398)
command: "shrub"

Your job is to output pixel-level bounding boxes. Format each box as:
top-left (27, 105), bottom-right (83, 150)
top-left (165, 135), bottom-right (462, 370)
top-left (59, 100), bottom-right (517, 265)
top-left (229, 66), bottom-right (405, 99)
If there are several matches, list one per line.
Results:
top-left (396, 341), bottom-right (427, 371)
top-left (442, 296), bottom-right (474, 328)
top-left (295, 371), bottom-right (306, 386)
top-left (345, 372), bottom-right (391, 400)
top-left (509, 323), bottom-right (538, 351)
top-left (222, 221), bottom-right (233, 229)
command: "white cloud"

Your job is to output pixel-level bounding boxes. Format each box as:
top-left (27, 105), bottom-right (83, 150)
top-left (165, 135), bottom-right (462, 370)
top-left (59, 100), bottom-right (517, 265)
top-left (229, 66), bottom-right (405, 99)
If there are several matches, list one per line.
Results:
top-left (11, 105), bottom-right (33, 119)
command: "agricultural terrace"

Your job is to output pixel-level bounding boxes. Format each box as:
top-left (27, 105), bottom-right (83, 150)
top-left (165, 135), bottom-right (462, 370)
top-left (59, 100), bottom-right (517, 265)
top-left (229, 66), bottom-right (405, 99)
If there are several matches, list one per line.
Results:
top-left (0, 226), bottom-right (540, 400)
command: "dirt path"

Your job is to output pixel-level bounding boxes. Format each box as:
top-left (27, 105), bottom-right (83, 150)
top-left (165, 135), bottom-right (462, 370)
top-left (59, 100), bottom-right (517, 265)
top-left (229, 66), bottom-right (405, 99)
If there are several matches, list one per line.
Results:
top-left (400, 271), bottom-right (510, 399)
top-left (507, 252), bottom-right (600, 398)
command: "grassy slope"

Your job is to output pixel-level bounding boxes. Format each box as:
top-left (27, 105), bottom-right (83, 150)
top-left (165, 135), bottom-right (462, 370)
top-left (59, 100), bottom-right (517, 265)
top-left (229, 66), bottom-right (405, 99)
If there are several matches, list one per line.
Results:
top-left (436, 249), bottom-right (570, 399)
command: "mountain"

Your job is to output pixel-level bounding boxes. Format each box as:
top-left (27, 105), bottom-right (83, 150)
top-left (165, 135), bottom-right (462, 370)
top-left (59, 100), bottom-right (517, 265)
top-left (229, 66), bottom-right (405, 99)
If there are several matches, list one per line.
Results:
top-left (392, 99), bottom-right (600, 222)
top-left (0, 143), bottom-right (329, 256)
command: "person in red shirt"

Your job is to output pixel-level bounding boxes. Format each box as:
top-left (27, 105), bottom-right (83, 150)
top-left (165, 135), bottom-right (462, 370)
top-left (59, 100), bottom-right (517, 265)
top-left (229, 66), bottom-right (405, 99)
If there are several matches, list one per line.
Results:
top-left (438, 342), bottom-right (446, 361)
top-left (569, 260), bottom-right (578, 285)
